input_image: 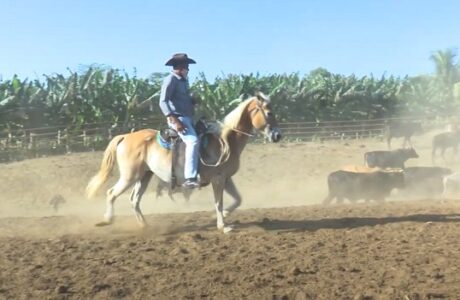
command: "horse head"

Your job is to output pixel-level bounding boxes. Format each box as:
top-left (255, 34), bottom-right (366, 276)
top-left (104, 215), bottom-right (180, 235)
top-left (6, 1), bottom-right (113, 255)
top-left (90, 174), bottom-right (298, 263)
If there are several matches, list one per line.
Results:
top-left (248, 92), bottom-right (282, 142)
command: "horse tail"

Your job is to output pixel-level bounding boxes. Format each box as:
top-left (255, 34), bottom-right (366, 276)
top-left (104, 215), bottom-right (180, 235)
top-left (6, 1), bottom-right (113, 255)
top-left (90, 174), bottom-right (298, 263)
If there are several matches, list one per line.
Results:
top-left (86, 135), bottom-right (125, 198)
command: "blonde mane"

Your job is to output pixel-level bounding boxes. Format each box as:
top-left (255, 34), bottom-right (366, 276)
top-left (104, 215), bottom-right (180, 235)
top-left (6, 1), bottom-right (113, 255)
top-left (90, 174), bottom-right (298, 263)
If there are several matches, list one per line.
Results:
top-left (203, 93), bottom-right (268, 166)
top-left (221, 97), bottom-right (256, 141)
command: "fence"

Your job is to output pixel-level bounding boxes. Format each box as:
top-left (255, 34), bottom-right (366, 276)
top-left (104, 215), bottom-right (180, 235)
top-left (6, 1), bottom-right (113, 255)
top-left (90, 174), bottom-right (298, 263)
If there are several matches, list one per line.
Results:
top-left (0, 115), bottom-right (453, 163)
top-left (0, 116), bottom-right (164, 162)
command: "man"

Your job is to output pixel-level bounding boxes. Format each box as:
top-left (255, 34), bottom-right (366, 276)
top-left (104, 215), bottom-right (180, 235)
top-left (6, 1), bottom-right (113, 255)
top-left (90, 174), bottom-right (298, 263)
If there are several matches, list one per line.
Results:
top-left (159, 53), bottom-right (200, 188)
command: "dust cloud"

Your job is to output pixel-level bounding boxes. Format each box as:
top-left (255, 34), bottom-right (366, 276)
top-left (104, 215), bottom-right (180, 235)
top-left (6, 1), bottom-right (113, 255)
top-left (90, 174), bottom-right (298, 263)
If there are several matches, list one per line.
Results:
top-left (1, 126), bottom-right (459, 230)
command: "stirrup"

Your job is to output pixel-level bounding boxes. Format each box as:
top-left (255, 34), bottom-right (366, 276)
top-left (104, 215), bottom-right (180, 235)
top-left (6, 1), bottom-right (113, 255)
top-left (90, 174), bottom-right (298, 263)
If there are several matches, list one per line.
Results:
top-left (182, 179), bottom-right (200, 189)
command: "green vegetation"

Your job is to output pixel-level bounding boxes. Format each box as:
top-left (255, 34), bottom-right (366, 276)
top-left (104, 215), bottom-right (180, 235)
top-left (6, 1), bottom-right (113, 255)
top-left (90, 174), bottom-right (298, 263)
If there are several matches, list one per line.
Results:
top-left (1, 49), bottom-right (460, 134)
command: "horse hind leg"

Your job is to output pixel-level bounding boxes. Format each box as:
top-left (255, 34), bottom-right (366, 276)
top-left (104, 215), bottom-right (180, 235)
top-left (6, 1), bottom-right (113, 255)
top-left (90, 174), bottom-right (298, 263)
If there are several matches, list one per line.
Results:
top-left (130, 172), bottom-right (153, 227)
top-left (96, 178), bottom-right (135, 226)
top-left (183, 188), bottom-right (193, 202)
top-left (154, 179), bottom-right (163, 200)
top-left (223, 178), bottom-right (242, 217)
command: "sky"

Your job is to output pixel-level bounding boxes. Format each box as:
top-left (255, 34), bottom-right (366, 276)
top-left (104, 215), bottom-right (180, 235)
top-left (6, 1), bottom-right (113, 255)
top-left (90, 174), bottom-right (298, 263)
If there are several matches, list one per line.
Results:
top-left (0, 0), bottom-right (459, 82)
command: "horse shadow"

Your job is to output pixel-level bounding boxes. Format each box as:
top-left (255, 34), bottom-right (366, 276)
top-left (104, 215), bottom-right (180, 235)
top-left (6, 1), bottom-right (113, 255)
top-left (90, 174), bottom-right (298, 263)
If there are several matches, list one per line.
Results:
top-left (166, 213), bottom-right (460, 235)
top-left (239, 213), bottom-right (460, 233)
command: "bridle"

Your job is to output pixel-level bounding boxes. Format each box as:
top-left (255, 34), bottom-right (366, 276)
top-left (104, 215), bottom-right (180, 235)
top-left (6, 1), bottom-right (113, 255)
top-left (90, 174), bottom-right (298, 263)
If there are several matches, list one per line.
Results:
top-left (219, 100), bottom-right (273, 137)
top-left (203, 99), bottom-right (276, 167)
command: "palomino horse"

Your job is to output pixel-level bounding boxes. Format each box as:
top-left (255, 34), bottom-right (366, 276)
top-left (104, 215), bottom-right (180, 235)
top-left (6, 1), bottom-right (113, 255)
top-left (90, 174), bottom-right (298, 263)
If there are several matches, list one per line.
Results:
top-left (86, 92), bottom-right (282, 233)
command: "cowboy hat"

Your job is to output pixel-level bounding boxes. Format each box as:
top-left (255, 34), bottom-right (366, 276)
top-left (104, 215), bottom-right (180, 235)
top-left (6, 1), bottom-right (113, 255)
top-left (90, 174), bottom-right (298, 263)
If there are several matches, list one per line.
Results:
top-left (165, 53), bottom-right (196, 66)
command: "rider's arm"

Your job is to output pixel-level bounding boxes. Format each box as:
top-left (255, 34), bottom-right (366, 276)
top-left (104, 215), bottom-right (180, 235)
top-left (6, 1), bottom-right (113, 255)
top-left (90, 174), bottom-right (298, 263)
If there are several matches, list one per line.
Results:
top-left (159, 76), bottom-right (178, 117)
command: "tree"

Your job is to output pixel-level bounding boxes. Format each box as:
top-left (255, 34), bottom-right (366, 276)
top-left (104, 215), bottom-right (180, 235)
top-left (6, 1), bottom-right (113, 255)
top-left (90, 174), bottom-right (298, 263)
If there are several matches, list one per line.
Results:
top-left (429, 49), bottom-right (460, 108)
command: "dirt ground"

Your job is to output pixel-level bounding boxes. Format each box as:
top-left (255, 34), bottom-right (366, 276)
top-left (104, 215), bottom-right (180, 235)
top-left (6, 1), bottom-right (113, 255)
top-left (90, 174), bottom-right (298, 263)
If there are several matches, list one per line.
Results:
top-left (1, 130), bottom-right (460, 299)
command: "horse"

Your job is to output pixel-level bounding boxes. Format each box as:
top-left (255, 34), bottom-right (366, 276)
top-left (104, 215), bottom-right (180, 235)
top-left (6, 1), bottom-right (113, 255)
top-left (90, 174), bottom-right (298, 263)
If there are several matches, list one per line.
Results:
top-left (86, 92), bottom-right (282, 233)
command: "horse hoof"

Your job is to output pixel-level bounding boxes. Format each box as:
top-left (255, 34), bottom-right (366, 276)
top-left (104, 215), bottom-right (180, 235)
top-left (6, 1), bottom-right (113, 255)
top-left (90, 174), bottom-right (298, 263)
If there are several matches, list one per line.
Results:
top-left (223, 225), bottom-right (234, 234)
top-left (95, 221), bottom-right (112, 227)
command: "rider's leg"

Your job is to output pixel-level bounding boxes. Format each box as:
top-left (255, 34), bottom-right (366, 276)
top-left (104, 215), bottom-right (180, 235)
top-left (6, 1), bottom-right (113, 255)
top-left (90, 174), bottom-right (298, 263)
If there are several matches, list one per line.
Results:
top-left (169, 116), bottom-right (199, 187)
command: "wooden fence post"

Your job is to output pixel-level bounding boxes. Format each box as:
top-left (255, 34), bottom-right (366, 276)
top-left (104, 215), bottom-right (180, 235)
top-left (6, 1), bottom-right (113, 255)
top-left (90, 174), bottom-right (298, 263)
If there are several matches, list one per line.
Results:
top-left (82, 130), bottom-right (87, 147)
top-left (64, 128), bottom-right (70, 153)
top-left (28, 133), bottom-right (35, 150)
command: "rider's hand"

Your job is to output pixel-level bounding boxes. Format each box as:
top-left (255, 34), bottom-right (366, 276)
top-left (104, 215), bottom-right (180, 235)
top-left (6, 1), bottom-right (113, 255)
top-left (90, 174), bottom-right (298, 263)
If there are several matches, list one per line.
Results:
top-left (168, 115), bottom-right (185, 133)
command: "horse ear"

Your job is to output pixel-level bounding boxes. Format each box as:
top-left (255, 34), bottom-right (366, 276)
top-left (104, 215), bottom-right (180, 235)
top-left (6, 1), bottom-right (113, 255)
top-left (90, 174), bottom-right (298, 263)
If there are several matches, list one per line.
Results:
top-left (255, 91), bottom-right (267, 102)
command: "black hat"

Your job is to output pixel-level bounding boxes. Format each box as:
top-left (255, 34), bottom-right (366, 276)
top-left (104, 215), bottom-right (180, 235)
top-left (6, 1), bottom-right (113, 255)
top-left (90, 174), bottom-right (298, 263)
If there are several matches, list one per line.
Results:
top-left (165, 53), bottom-right (196, 66)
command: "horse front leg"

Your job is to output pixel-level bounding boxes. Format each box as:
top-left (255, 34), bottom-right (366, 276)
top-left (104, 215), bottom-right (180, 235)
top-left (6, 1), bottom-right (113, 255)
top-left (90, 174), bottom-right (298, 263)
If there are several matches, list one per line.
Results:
top-left (211, 180), bottom-right (225, 230)
top-left (223, 177), bottom-right (242, 217)
top-left (211, 178), bottom-right (233, 233)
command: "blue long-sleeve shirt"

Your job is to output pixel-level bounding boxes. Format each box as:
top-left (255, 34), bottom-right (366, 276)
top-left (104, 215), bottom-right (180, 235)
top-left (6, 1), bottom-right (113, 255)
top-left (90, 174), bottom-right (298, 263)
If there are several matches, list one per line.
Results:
top-left (159, 72), bottom-right (195, 117)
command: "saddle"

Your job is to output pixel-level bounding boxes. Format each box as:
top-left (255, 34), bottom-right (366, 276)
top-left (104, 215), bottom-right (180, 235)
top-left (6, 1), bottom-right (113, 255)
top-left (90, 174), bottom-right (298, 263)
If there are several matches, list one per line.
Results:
top-left (157, 118), bottom-right (216, 189)
top-left (157, 117), bottom-right (211, 149)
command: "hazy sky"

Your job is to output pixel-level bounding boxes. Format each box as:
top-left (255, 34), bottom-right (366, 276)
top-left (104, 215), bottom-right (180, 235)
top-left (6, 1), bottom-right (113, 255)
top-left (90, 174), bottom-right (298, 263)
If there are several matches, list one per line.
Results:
top-left (1, 0), bottom-right (459, 81)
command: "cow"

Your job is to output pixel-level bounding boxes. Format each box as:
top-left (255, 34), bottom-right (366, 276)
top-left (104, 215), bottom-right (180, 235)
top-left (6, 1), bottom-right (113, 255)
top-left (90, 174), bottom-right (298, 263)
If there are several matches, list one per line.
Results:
top-left (401, 166), bottom-right (452, 198)
top-left (385, 121), bottom-right (422, 149)
top-left (442, 172), bottom-right (460, 198)
top-left (364, 148), bottom-right (419, 169)
top-left (323, 169), bottom-right (405, 205)
top-left (432, 131), bottom-right (460, 164)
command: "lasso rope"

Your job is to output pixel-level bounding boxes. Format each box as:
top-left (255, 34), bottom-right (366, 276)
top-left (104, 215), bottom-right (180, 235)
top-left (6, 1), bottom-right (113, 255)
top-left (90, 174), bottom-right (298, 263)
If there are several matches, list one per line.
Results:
top-left (200, 121), bottom-right (256, 167)
top-left (200, 133), bottom-right (231, 167)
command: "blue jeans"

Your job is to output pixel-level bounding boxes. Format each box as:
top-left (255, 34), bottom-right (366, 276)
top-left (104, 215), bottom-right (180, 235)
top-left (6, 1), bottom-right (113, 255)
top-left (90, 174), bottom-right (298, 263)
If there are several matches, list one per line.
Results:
top-left (168, 116), bottom-right (199, 179)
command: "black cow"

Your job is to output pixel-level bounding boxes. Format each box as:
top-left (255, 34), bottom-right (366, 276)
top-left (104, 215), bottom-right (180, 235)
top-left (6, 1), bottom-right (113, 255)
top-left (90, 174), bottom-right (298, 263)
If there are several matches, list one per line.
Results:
top-left (432, 131), bottom-right (460, 164)
top-left (364, 148), bottom-right (419, 169)
top-left (323, 170), bottom-right (405, 204)
top-left (385, 121), bottom-right (422, 149)
top-left (401, 166), bottom-right (452, 197)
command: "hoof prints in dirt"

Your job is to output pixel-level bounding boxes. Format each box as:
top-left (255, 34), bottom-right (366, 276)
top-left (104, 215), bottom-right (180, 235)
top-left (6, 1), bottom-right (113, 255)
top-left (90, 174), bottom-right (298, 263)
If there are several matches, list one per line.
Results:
top-left (0, 200), bottom-right (460, 299)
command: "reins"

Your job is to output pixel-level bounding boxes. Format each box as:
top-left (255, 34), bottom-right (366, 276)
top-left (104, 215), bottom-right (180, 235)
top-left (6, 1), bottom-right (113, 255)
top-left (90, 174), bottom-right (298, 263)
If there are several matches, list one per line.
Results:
top-left (215, 103), bottom-right (268, 138)
top-left (201, 102), bottom-right (270, 167)
top-left (177, 97), bottom-right (272, 168)
top-left (217, 121), bottom-right (255, 137)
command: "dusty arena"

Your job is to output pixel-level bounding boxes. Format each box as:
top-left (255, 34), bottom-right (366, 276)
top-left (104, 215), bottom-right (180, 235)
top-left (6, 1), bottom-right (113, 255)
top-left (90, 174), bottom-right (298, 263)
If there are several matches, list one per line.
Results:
top-left (1, 132), bottom-right (460, 299)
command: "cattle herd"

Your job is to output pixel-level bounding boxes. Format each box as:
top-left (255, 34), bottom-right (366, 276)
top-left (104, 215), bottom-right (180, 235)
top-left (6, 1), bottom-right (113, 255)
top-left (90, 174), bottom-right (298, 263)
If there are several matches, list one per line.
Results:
top-left (323, 120), bottom-right (460, 204)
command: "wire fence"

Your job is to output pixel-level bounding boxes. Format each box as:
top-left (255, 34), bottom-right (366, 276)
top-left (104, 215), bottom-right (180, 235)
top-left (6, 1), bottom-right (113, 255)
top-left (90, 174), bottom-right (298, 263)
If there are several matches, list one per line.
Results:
top-left (0, 115), bottom-right (454, 163)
